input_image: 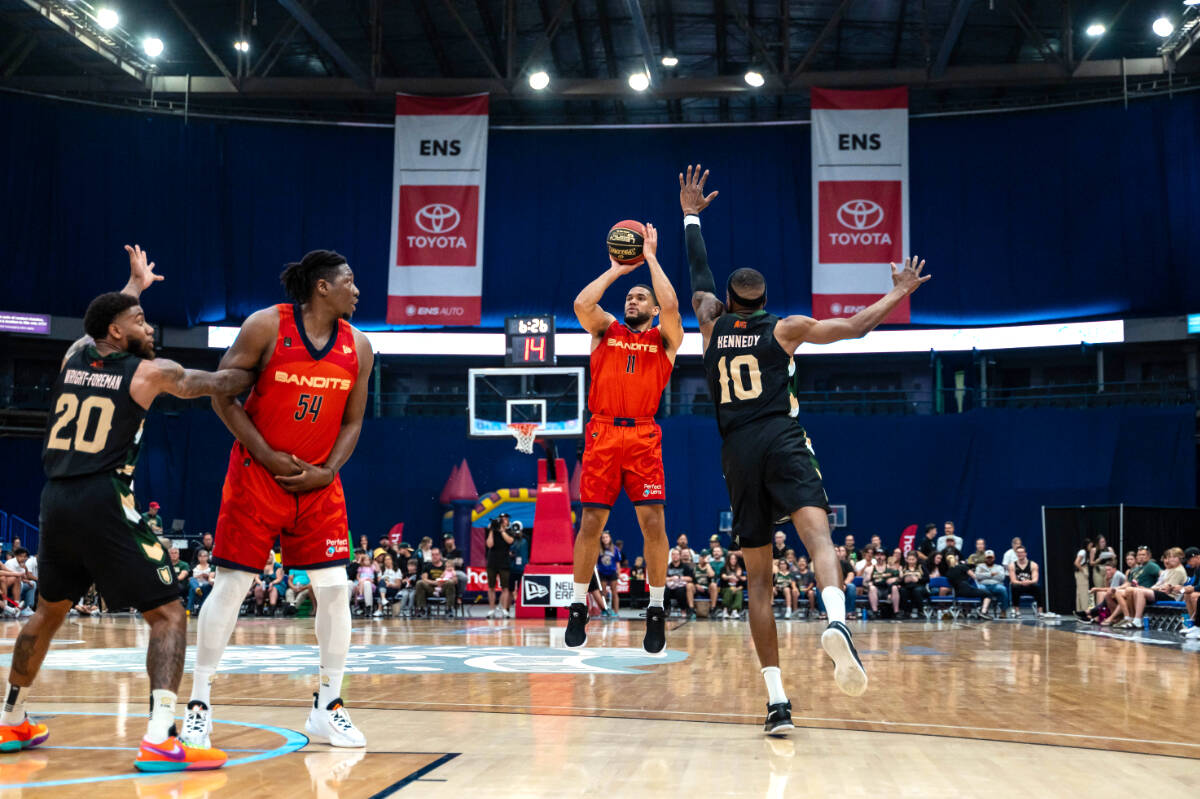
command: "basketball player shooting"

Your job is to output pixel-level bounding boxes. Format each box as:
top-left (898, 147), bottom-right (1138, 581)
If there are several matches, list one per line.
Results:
top-left (567, 223), bottom-right (683, 654)
top-left (1, 245), bottom-right (252, 771)
top-left (680, 164), bottom-right (930, 733)
top-left (181, 250), bottom-right (373, 750)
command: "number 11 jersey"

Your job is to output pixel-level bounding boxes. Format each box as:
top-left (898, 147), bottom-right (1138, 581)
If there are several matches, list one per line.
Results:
top-left (702, 311), bottom-right (798, 438)
top-left (243, 303), bottom-right (358, 466)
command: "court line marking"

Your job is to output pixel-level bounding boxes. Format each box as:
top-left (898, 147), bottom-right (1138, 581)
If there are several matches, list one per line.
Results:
top-left (0, 711), bottom-right (307, 789)
top-left (209, 698), bottom-right (1200, 752)
top-left (366, 752), bottom-right (460, 797)
top-left (38, 746), bottom-right (269, 752)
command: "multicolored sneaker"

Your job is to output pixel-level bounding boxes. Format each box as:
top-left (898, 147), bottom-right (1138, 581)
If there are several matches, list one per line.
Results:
top-left (135, 733), bottom-right (227, 772)
top-left (0, 716), bottom-right (48, 752)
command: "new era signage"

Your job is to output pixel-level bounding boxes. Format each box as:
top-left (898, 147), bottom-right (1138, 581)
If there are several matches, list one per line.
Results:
top-left (520, 573), bottom-right (576, 607)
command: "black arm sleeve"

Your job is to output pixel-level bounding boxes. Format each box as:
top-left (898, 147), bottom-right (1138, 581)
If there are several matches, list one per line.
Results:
top-left (685, 223), bottom-right (717, 295)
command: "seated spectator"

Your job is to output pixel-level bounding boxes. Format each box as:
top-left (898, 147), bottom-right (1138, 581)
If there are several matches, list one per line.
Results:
top-left (415, 537), bottom-right (434, 566)
top-left (442, 534), bottom-right (468, 612)
top-left (199, 532), bottom-right (215, 553)
top-left (1076, 555), bottom-right (1123, 623)
top-left (966, 538), bottom-right (989, 567)
top-left (708, 545), bottom-right (727, 581)
top-left (718, 551), bottom-right (745, 619)
top-left (843, 535), bottom-right (859, 567)
top-left (973, 551), bottom-right (1009, 615)
top-left (937, 521), bottom-right (964, 554)
top-left (252, 554), bottom-right (285, 617)
top-left (72, 584), bottom-right (102, 617)
top-left (944, 553), bottom-right (993, 619)
top-left (916, 524), bottom-right (939, 564)
top-left (1002, 537), bottom-right (1022, 568)
top-left (169, 546), bottom-right (190, 603)
top-left (188, 548), bottom-right (214, 614)
top-left (773, 559), bottom-right (797, 619)
top-left (1183, 547), bottom-right (1200, 639)
top-left (675, 534), bottom-right (695, 563)
top-left (791, 556), bottom-right (817, 615)
top-left (1123, 550), bottom-right (1137, 573)
top-left (378, 553), bottom-right (404, 612)
top-left (629, 556), bottom-right (648, 604)
top-left (1102, 546), bottom-right (1159, 627)
top-left (665, 549), bottom-right (695, 618)
top-left (414, 548), bottom-right (457, 614)
top-left (925, 551), bottom-right (951, 596)
top-left (899, 551), bottom-right (929, 617)
top-left (390, 560), bottom-right (419, 617)
top-left (3, 548), bottom-right (38, 615)
top-left (285, 567), bottom-right (314, 613)
top-left (865, 550), bottom-right (900, 618)
top-left (868, 534), bottom-right (884, 553)
top-left (1008, 546), bottom-right (1053, 617)
top-left (352, 552), bottom-right (380, 617)
top-left (1110, 547), bottom-right (1187, 629)
top-left (771, 531), bottom-right (788, 561)
top-left (854, 545), bottom-right (875, 575)
top-left (693, 554), bottom-right (718, 612)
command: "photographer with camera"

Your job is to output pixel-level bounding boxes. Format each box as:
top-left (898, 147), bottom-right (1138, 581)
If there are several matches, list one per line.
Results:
top-left (486, 513), bottom-right (515, 619)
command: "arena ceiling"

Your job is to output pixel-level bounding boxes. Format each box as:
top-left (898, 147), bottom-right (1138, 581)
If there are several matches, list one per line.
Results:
top-left (0, 0), bottom-right (1197, 124)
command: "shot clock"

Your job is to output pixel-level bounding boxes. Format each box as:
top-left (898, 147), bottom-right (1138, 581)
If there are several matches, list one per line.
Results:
top-left (505, 315), bottom-right (556, 366)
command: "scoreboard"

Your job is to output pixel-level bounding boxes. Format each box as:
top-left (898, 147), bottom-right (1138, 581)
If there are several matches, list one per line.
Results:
top-left (505, 315), bottom-right (556, 366)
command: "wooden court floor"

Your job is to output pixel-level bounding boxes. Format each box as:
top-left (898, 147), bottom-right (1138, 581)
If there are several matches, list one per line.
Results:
top-left (0, 612), bottom-right (1197, 797)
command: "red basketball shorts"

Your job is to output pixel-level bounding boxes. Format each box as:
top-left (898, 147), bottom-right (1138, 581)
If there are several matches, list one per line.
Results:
top-left (580, 417), bottom-right (666, 508)
top-left (213, 444), bottom-right (351, 572)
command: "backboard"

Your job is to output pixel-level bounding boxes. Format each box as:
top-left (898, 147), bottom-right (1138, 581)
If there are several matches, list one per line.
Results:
top-left (467, 367), bottom-right (585, 439)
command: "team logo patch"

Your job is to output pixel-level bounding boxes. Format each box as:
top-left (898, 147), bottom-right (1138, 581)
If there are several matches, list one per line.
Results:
top-left (522, 576), bottom-right (551, 603)
top-left (326, 546), bottom-right (336, 557)
top-left (284, 337), bottom-right (292, 347)
top-left (141, 542), bottom-right (164, 561)
top-left (343, 345), bottom-right (353, 355)
top-left (157, 566), bottom-right (173, 585)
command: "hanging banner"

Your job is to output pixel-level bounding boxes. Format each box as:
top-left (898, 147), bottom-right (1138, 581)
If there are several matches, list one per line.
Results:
top-left (387, 94), bottom-right (488, 325)
top-left (811, 87), bottom-right (909, 323)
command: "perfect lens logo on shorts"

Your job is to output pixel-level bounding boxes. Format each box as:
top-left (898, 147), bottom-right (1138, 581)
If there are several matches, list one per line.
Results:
top-left (818, 180), bottom-right (902, 264)
top-left (396, 185), bottom-right (479, 267)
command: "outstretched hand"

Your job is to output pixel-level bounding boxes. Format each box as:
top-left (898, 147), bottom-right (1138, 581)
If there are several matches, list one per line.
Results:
top-left (642, 222), bottom-right (658, 260)
top-left (124, 244), bottom-right (163, 292)
top-left (609, 256), bottom-right (643, 275)
top-left (890, 255), bottom-right (931, 294)
top-left (679, 164), bottom-right (719, 215)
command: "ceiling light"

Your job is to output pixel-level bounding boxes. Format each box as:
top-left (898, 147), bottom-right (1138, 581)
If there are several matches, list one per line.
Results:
top-left (1152, 16), bottom-right (1175, 37)
top-left (628, 71), bottom-right (650, 91)
top-left (95, 7), bottom-right (118, 29)
top-left (528, 70), bottom-right (550, 90)
top-left (1184, 1), bottom-right (1199, 7)
top-left (233, 40), bottom-right (250, 52)
top-left (1085, 23), bottom-right (1105, 36)
top-left (744, 69), bottom-right (765, 87)
top-left (142, 37), bottom-right (163, 58)
top-left (661, 54), bottom-right (678, 67)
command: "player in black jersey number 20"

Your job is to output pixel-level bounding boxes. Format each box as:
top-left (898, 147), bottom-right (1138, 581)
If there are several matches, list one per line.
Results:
top-left (680, 165), bottom-right (931, 734)
top-left (0, 245), bottom-right (254, 771)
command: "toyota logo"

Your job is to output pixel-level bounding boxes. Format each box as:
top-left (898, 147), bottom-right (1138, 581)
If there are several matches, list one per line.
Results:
top-left (836, 199), bottom-right (884, 231)
top-left (415, 203), bottom-right (461, 234)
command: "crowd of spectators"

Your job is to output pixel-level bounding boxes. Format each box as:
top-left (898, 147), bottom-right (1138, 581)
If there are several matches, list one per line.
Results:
top-left (1075, 545), bottom-right (1200, 637)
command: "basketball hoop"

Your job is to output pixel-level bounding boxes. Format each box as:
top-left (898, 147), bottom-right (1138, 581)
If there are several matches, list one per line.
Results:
top-left (507, 422), bottom-right (540, 454)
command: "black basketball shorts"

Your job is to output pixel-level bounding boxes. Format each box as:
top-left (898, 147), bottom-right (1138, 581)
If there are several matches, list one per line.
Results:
top-left (38, 473), bottom-right (179, 612)
top-left (720, 417), bottom-right (830, 549)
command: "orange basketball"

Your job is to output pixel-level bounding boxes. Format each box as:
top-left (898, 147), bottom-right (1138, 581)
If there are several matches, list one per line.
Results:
top-left (606, 220), bottom-right (646, 265)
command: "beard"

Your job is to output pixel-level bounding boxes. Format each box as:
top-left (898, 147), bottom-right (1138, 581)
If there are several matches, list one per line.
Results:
top-left (127, 337), bottom-right (155, 360)
top-left (624, 310), bottom-right (652, 327)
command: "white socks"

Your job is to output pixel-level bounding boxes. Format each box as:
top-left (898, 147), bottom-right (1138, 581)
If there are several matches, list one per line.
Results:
top-left (2, 683), bottom-right (26, 725)
top-left (190, 568), bottom-right (256, 707)
top-left (146, 689), bottom-right (177, 743)
top-left (573, 582), bottom-right (589, 605)
top-left (648, 585), bottom-right (665, 609)
top-left (362, 581), bottom-right (373, 609)
top-left (313, 577), bottom-right (351, 708)
top-left (821, 586), bottom-right (847, 623)
top-left (762, 666), bottom-right (787, 704)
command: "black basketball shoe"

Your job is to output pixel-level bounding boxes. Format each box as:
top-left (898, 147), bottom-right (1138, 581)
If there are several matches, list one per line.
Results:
top-left (564, 602), bottom-right (588, 648)
top-left (820, 620), bottom-right (868, 696)
top-left (643, 605), bottom-right (667, 655)
top-left (763, 701), bottom-right (795, 735)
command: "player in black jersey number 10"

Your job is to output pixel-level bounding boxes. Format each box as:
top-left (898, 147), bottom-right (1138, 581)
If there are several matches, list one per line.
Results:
top-left (680, 164), bottom-right (930, 733)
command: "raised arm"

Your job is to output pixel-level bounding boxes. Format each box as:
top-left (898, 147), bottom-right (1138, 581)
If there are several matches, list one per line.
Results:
top-left (641, 223), bottom-right (684, 359)
top-left (62, 244), bottom-right (165, 369)
top-left (275, 328), bottom-right (374, 494)
top-left (679, 165), bottom-right (724, 345)
top-left (573, 259), bottom-right (640, 338)
top-left (774, 256), bottom-right (931, 353)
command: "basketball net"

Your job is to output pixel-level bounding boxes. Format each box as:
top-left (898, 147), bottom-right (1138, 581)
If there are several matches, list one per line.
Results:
top-left (507, 422), bottom-right (539, 454)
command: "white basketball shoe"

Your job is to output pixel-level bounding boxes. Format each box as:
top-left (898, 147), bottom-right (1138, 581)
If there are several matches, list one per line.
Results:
top-left (305, 694), bottom-right (366, 748)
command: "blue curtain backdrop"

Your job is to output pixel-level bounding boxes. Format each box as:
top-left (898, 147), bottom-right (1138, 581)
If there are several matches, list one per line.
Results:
top-left (1, 90), bottom-right (1198, 328)
top-left (1, 405), bottom-right (1192, 571)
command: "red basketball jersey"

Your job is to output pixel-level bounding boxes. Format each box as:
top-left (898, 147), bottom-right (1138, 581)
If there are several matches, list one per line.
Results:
top-left (587, 320), bottom-right (673, 417)
top-left (242, 304), bottom-right (359, 465)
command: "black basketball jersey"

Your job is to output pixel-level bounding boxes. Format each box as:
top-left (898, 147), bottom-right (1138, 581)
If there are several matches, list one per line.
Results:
top-left (42, 346), bottom-right (146, 480)
top-left (1013, 560), bottom-right (1034, 582)
top-left (702, 311), bottom-right (798, 437)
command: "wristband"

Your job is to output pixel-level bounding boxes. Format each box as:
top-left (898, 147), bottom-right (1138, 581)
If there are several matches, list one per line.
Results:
top-left (684, 214), bottom-right (700, 227)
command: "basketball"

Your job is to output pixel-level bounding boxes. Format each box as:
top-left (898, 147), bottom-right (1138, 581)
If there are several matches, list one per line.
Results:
top-left (606, 220), bottom-right (646, 265)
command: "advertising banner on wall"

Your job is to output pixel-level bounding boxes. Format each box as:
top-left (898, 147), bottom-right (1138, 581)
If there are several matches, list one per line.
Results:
top-left (810, 87), bottom-right (910, 323)
top-left (387, 94), bottom-right (488, 325)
